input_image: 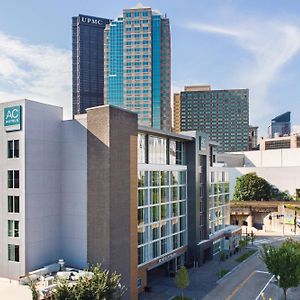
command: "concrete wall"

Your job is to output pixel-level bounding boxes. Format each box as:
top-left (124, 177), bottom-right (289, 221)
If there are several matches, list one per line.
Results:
top-left (0, 100), bottom-right (26, 278)
top-left (229, 148), bottom-right (300, 167)
top-left (86, 106), bottom-right (138, 300)
top-left (61, 117), bottom-right (87, 269)
top-left (226, 167), bottom-right (300, 200)
top-left (24, 100), bottom-right (62, 273)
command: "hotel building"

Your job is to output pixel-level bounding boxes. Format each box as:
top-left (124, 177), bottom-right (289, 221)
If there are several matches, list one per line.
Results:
top-left (173, 85), bottom-right (249, 152)
top-left (104, 3), bottom-right (171, 130)
top-left (0, 99), bottom-right (238, 299)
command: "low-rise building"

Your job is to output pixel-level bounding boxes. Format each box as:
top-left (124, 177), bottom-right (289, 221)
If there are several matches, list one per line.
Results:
top-left (0, 99), bottom-right (238, 299)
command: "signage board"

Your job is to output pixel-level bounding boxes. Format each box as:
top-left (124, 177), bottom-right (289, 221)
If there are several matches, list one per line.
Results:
top-left (4, 105), bottom-right (22, 131)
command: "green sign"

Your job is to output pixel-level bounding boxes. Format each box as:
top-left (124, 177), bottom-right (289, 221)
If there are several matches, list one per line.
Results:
top-left (4, 106), bottom-right (22, 131)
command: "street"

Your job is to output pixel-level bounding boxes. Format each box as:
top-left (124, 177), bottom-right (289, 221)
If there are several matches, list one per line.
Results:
top-left (139, 235), bottom-right (300, 300)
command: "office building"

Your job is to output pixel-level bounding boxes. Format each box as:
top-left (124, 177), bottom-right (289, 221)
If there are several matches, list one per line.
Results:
top-left (174, 85), bottom-right (249, 152)
top-left (72, 14), bottom-right (110, 115)
top-left (259, 133), bottom-right (300, 150)
top-left (104, 3), bottom-right (171, 130)
top-left (0, 99), bottom-right (238, 299)
top-left (248, 125), bottom-right (258, 150)
top-left (268, 111), bottom-right (291, 138)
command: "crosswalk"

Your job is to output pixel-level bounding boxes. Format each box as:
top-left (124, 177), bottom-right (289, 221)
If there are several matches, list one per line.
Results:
top-left (253, 236), bottom-right (286, 246)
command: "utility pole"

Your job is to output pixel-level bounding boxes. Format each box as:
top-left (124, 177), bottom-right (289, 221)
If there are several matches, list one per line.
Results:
top-left (294, 210), bottom-right (297, 235)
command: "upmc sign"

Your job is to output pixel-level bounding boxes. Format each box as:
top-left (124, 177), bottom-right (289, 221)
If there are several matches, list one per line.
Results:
top-left (80, 16), bottom-right (104, 26)
top-left (4, 105), bottom-right (22, 131)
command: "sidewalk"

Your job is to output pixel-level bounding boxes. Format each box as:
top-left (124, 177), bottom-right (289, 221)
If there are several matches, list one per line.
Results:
top-left (139, 247), bottom-right (258, 300)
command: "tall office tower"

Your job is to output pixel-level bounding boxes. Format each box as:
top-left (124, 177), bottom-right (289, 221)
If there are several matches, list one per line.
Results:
top-left (104, 3), bottom-right (171, 130)
top-left (174, 85), bottom-right (249, 152)
top-left (248, 125), bottom-right (258, 150)
top-left (72, 15), bottom-right (110, 115)
top-left (268, 111), bottom-right (291, 138)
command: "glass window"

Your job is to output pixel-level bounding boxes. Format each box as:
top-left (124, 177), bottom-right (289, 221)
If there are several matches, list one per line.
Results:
top-left (160, 171), bottom-right (168, 186)
top-left (151, 206), bottom-right (159, 222)
top-left (152, 224), bottom-right (159, 240)
top-left (138, 190), bottom-right (147, 207)
top-left (138, 171), bottom-right (147, 187)
top-left (138, 208), bottom-right (148, 225)
top-left (171, 171), bottom-right (179, 185)
top-left (152, 241), bottom-right (160, 258)
top-left (138, 134), bottom-right (146, 163)
top-left (8, 244), bottom-right (19, 262)
top-left (8, 220), bottom-right (19, 237)
top-left (8, 141), bottom-right (13, 158)
top-left (150, 188), bottom-right (159, 205)
top-left (179, 187), bottom-right (186, 200)
top-left (8, 196), bottom-right (19, 213)
top-left (161, 204), bottom-right (168, 220)
top-left (172, 187), bottom-right (179, 202)
top-left (138, 226), bottom-right (148, 245)
top-left (161, 238), bottom-right (168, 255)
top-left (172, 202), bottom-right (179, 216)
top-left (161, 188), bottom-right (169, 203)
top-left (7, 170), bottom-right (19, 188)
top-left (172, 218), bottom-right (179, 233)
top-left (176, 142), bottom-right (185, 164)
top-left (148, 136), bottom-right (167, 164)
top-left (173, 234), bottom-right (179, 250)
top-left (169, 140), bottom-right (176, 165)
top-left (160, 221), bottom-right (169, 237)
top-left (151, 171), bottom-right (160, 186)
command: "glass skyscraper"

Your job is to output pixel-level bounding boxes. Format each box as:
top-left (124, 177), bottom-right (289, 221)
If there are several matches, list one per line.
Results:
top-left (104, 4), bottom-right (171, 130)
top-left (72, 15), bottom-right (110, 115)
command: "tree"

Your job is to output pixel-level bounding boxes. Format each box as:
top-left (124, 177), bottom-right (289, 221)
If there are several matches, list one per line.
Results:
top-left (175, 266), bottom-right (189, 300)
top-left (234, 172), bottom-right (272, 201)
top-left (261, 238), bottom-right (300, 300)
top-left (28, 278), bottom-right (39, 300)
top-left (53, 264), bottom-right (126, 300)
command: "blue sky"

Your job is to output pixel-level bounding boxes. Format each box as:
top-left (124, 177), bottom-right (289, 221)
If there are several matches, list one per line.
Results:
top-left (1, 0), bottom-right (300, 136)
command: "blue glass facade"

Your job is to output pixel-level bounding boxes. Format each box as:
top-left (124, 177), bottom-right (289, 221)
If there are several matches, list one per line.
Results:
top-left (107, 19), bottom-right (124, 107)
top-left (72, 15), bottom-right (110, 115)
top-left (151, 15), bottom-right (161, 129)
top-left (104, 6), bottom-right (171, 131)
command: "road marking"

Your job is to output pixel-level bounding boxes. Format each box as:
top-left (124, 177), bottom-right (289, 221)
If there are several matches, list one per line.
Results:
top-left (256, 270), bottom-right (270, 274)
top-left (225, 271), bottom-right (256, 300)
top-left (254, 275), bottom-right (275, 300)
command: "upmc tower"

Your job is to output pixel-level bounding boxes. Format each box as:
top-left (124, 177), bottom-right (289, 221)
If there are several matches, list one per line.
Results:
top-left (72, 15), bottom-right (110, 115)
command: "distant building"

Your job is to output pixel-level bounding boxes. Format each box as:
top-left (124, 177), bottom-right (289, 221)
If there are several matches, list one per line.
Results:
top-left (173, 85), bottom-right (249, 152)
top-left (268, 111), bottom-right (291, 138)
top-left (173, 93), bottom-right (181, 132)
top-left (248, 125), bottom-right (258, 150)
top-left (259, 134), bottom-right (300, 150)
top-left (72, 14), bottom-right (110, 115)
top-left (218, 147), bottom-right (300, 201)
top-left (104, 3), bottom-right (171, 130)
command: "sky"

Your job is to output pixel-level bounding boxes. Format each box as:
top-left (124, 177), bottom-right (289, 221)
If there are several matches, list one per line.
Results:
top-left (1, 0), bottom-right (300, 137)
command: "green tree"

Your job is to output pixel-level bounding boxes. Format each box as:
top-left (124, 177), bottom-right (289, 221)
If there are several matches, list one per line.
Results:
top-left (234, 172), bottom-right (272, 201)
top-left (28, 278), bottom-right (39, 300)
top-left (261, 239), bottom-right (300, 300)
top-left (175, 266), bottom-right (189, 300)
top-left (53, 264), bottom-right (125, 300)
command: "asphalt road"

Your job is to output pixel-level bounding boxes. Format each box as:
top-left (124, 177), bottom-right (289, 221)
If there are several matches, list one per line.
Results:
top-left (203, 236), bottom-right (300, 300)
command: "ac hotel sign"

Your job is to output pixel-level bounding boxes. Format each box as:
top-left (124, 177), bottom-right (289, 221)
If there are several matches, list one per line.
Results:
top-left (80, 16), bottom-right (104, 26)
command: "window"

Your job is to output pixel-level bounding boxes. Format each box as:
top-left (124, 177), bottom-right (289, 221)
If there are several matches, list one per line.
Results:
top-left (8, 220), bottom-right (19, 237)
top-left (8, 140), bottom-right (19, 158)
top-left (8, 196), bottom-right (19, 213)
top-left (8, 170), bottom-right (19, 188)
top-left (8, 244), bottom-right (19, 262)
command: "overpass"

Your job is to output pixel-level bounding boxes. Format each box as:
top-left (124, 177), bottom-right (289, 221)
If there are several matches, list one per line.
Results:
top-left (230, 201), bottom-right (300, 232)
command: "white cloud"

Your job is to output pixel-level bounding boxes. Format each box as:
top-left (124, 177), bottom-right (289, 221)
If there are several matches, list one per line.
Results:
top-left (184, 19), bottom-right (300, 126)
top-left (0, 32), bottom-right (71, 119)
